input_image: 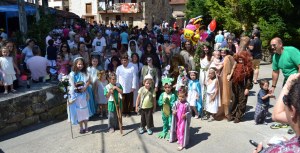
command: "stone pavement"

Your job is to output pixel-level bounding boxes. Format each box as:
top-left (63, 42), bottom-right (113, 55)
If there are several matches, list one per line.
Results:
top-left (0, 62), bottom-right (292, 153)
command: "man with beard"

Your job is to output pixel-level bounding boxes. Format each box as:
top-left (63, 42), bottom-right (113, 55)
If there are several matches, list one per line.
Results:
top-left (229, 51), bottom-right (253, 123)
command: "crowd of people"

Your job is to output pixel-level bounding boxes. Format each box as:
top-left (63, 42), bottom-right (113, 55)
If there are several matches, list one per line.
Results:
top-left (1, 20), bottom-right (300, 151)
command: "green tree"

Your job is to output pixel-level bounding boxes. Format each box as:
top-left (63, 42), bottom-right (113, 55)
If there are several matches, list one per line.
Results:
top-left (185, 0), bottom-right (209, 21)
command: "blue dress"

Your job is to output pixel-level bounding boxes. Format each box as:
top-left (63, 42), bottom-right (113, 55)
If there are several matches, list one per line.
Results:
top-left (187, 79), bottom-right (202, 114)
top-left (68, 71), bottom-right (90, 124)
top-left (69, 71), bottom-right (95, 121)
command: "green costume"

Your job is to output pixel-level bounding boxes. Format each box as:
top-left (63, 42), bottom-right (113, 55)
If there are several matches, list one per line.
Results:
top-left (157, 77), bottom-right (177, 139)
top-left (104, 83), bottom-right (123, 112)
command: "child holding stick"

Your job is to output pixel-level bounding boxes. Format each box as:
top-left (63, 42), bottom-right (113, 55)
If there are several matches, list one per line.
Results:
top-left (104, 72), bottom-right (123, 133)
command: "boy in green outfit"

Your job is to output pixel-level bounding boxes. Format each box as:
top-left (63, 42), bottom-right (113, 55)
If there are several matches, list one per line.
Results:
top-left (104, 72), bottom-right (123, 133)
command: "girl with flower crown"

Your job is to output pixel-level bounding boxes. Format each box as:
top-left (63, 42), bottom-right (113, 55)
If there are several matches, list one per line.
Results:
top-left (68, 57), bottom-right (90, 134)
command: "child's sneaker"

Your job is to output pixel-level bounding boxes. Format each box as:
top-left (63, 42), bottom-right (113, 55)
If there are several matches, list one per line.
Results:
top-left (139, 127), bottom-right (145, 134)
top-left (147, 129), bottom-right (153, 135)
top-left (109, 128), bottom-right (114, 133)
top-left (4, 91), bottom-right (8, 94)
top-left (264, 122), bottom-right (268, 125)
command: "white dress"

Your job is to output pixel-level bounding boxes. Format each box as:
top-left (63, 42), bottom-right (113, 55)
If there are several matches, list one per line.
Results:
top-left (0, 57), bottom-right (16, 85)
top-left (97, 80), bottom-right (108, 104)
top-left (187, 80), bottom-right (200, 107)
top-left (75, 92), bottom-right (90, 122)
top-left (205, 79), bottom-right (220, 114)
top-left (87, 66), bottom-right (99, 84)
top-left (199, 57), bottom-right (210, 104)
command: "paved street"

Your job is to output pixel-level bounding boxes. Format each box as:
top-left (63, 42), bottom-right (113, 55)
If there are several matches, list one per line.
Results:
top-left (0, 62), bottom-right (292, 153)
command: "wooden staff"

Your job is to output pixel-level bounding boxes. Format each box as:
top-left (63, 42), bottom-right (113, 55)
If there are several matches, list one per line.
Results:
top-left (112, 94), bottom-right (123, 135)
top-left (65, 86), bottom-right (74, 139)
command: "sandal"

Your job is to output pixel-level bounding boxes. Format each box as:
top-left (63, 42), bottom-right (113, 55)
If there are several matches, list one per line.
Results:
top-left (177, 146), bottom-right (183, 151)
top-left (79, 129), bottom-right (84, 134)
top-left (270, 123), bottom-right (288, 129)
top-left (288, 129), bottom-right (295, 134)
top-left (270, 123), bottom-right (282, 129)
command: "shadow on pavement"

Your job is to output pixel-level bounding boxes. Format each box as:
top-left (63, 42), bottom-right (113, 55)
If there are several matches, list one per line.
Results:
top-left (122, 122), bottom-right (140, 137)
top-left (187, 127), bottom-right (210, 149)
top-left (0, 120), bottom-right (64, 142)
top-left (89, 124), bottom-right (108, 134)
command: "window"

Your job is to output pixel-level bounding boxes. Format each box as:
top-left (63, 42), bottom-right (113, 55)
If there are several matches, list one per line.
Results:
top-left (116, 15), bottom-right (121, 22)
top-left (128, 17), bottom-right (133, 28)
top-left (105, 17), bottom-right (109, 25)
top-left (86, 3), bottom-right (92, 14)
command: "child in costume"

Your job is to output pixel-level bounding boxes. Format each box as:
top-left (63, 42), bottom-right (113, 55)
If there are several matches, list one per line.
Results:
top-left (68, 57), bottom-right (90, 134)
top-left (170, 86), bottom-right (191, 151)
top-left (187, 71), bottom-right (202, 119)
top-left (135, 74), bottom-right (156, 135)
top-left (254, 79), bottom-right (275, 125)
top-left (174, 66), bottom-right (188, 92)
top-left (104, 72), bottom-right (123, 133)
top-left (95, 70), bottom-right (108, 118)
top-left (210, 51), bottom-right (223, 76)
top-left (158, 77), bottom-right (177, 139)
top-left (0, 47), bottom-right (20, 94)
top-left (205, 67), bottom-right (220, 121)
top-left (86, 57), bottom-right (99, 116)
top-left (56, 53), bottom-right (69, 81)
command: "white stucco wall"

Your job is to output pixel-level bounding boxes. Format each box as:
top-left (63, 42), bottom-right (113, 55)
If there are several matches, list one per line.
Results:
top-left (48, 1), bottom-right (63, 9)
top-left (69, 0), bottom-right (99, 21)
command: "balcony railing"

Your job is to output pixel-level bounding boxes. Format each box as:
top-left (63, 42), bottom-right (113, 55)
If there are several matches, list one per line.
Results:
top-left (98, 3), bottom-right (142, 14)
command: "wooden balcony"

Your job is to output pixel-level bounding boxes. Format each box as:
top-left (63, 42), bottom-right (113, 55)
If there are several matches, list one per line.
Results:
top-left (169, 0), bottom-right (186, 5)
top-left (98, 2), bottom-right (142, 14)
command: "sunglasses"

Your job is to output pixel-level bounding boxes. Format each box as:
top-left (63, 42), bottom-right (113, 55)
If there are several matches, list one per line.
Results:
top-left (271, 44), bottom-right (277, 47)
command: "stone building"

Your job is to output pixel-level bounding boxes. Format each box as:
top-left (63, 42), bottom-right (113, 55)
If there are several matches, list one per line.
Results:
top-left (69, 0), bottom-right (172, 28)
top-left (48, 0), bottom-right (70, 11)
top-left (169, 0), bottom-right (187, 28)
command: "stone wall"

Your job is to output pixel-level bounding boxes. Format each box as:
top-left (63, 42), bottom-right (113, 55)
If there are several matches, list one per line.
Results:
top-left (0, 85), bottom-right (67, 136)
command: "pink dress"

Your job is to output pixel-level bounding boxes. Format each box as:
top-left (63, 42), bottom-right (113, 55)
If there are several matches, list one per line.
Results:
top-left (170, 101), bottom-right (191, 147)
top-left (57, 60), bottom-right (69, 75)
top-left (176, 101), bottom-right (188, 146)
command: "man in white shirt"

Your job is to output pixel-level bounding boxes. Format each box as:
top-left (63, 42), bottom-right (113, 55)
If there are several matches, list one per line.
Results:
top-left (92, 32), bottom-right (106, 55)
top-left (116, 54), bottom-right (136, 117)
